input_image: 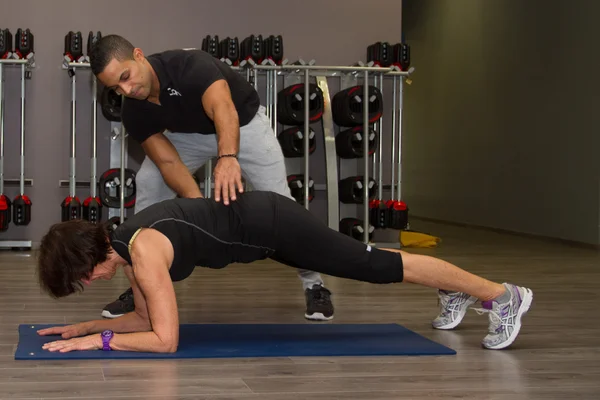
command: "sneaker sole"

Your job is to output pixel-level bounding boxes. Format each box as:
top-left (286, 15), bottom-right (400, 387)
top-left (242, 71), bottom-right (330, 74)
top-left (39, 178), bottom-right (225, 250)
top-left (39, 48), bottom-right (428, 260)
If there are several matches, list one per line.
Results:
top-left (305, 312), bottom-right (334, 321)
top-left (483, 287), bottom-right (533, 350)
top-left (432, 296), bottom-right (478, 330)
top-left (101, 310), bottom-right (125, 319)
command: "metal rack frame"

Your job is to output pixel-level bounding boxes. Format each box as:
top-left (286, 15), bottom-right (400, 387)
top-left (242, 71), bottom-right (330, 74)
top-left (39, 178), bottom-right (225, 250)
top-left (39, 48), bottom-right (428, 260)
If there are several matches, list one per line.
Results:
top-left (59, 58), bottom-right (414, 244)
top-left (0, 55), bottom-right (36, 249)
top-left (60, 61), bottom-right (130, 222)
top-left (246, 61), bottom-right (414, 243)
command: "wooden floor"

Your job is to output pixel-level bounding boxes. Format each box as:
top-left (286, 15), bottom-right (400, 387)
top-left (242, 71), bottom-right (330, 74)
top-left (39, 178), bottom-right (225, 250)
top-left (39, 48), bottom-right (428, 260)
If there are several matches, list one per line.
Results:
top-left (0, 219), bottom-right (599, 399)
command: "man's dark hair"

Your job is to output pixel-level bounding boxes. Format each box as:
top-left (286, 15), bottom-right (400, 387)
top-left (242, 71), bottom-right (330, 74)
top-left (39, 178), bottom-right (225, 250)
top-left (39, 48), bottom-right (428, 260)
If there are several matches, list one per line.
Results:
top-left (89, 34), bottom-right (136, 75)
top-left (37, 220), bottom-right (112, 298)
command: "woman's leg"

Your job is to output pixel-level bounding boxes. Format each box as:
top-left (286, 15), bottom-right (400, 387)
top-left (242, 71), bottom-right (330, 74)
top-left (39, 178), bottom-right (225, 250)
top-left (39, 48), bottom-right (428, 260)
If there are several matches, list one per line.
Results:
top-left (270, 194), bottom-right (502, 296)
top-left (358, 246), bottom-right (534, 350)
top-left (269, 195), bottom-right (405, 284)
top-left (384, 249), bottom-right (505, 301)
top-left (269, 194), bottom-right (533, 350)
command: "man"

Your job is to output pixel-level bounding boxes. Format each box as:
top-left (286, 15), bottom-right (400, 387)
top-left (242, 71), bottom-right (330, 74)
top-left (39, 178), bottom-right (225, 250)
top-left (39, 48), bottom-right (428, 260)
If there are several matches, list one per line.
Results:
top-left (89, 34), bottom-right (334, 321)
top-left (37, 191), bottom-right (534, 353)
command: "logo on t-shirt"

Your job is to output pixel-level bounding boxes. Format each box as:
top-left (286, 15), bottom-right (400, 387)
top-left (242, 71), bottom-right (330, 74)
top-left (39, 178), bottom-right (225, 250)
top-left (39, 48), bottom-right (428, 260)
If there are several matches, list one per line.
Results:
top-left (167, 88), bottom-right (182, 97)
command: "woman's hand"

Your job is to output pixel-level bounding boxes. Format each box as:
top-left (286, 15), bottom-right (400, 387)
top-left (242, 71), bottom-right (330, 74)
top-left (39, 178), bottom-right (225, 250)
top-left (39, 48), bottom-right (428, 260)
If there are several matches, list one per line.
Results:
top-left (42, 334), bottom-right (102, 353)
top-left (37, 322), bottom-right (90, 339)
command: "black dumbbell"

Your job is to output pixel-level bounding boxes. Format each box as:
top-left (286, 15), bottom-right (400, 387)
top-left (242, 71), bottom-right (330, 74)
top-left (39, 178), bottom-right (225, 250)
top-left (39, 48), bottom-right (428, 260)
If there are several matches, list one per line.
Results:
top-left (340, 218), bottom-right (374, 242)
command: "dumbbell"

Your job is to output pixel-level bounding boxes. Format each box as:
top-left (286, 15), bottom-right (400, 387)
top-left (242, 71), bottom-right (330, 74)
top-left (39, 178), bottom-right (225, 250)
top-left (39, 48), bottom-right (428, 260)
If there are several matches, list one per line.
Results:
top-left (219, 37), bottom-right (239, 65)
top-left (369, 199), bottom-right (389, 229)
top-left (367, 41), bottom-right (393, 67)
top-left (278, 126), bottom-right (316, 158)
top-left (61, 196), bottom-right (81, 221)
top-left (0, 195), bottom-right (11, 231)
top-left (202, 35), bottom-right (220, 58)
top-left (14, 28), bottom-right (34, 59)
top-left (64, 31), bottom-right (84, 62)
top-left (338, 176), bottom-right (377, 204)
top-left (99, 168), bottom-right (137, 209)
top-left (392, 43), bottom-right (411, 71)
top-left (13, 194), bottom-right (31, 225)
top-left (287, 174), bottom-right (314, 205)
top-left (111, 175), bottom-right (135, 199)
top-left (0, 29), bottom-right (12, 59)
top-left (335, 125), bottom-right (377, 159)
top-left (332, 85), bottom-right (383, 127)
top-left (87, 31), bottom-right (102, 55)
top-left (277, 83), bottom-right (324, 125)
top-left (83, 196), bottom-right (102, 224)
top-left (263, 35), bottom-right (283, 65)
top-left (240, 34), bottom-right (264, 64)
top-left (386, 200), bottom-right (409, 230)
top-left (340, 218), bottom-right (374, 242)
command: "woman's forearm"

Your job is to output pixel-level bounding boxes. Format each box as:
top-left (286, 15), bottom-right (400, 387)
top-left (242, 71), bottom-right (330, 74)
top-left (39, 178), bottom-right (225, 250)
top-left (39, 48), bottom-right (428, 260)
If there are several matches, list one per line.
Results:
top-left (107, 331), bottom-right (177, 353)
top-left (84, 308), bottom-right (177, 353)
top-left (86, 310), bottom-right (152, 334)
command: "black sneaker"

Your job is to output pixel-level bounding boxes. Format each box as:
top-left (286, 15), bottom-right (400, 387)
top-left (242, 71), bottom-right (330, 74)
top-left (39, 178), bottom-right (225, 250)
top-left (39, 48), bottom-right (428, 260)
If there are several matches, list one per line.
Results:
top-left (305, 284), bottom-right (334, 321)
top-left (101, 288), bottom-right (135, 318)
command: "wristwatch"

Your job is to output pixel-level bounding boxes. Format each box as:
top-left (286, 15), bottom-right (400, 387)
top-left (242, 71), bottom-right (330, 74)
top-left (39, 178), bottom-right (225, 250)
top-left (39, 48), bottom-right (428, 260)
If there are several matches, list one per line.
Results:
top-left (101, 330), bottom-right (114, 351)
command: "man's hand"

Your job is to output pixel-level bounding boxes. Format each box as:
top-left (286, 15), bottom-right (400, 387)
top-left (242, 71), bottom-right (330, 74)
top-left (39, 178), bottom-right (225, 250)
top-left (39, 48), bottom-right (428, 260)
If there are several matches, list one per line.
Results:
top-left (42, 334), bottom-right (103, 353)
top-left (213, 156), bottom-right (243, 205)
top-left (37, 323), bottom-right (90, 339)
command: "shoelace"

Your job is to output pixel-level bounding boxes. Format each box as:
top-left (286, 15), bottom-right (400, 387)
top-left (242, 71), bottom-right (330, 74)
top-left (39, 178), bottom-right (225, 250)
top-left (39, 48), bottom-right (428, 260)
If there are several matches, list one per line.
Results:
top-left (309, 287), bottom-right (331, 305)
top-left (473, 303), bottom-right (511, 334)
top-left (118, 289), bottom-right (134, 302)
top-left (438, 293), bottom-right (463, 317)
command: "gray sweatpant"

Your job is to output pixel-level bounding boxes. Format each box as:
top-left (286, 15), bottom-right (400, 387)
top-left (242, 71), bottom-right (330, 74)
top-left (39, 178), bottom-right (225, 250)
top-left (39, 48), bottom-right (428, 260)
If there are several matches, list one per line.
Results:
top-left (134, 106), bottom-right (324, 290)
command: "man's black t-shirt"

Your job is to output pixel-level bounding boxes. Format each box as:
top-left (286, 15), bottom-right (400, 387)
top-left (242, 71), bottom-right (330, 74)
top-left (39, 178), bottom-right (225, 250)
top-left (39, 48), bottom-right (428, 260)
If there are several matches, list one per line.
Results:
top-left (121, 49), bottom-right (261, 144)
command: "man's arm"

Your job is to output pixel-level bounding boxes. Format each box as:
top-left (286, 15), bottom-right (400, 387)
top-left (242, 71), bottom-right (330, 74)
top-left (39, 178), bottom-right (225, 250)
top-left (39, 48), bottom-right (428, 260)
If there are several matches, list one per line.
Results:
top-left (142, 131), bottom-right (203, 199)
top-left (202, 80), bottom-right (244, 204)
top-left (202, 79), bottom-right (240, 157)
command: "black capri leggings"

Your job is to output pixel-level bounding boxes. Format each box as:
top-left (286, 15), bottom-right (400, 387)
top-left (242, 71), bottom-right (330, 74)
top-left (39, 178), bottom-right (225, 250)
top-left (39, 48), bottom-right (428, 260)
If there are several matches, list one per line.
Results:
top-left (264, 194), bottom-right (404, 284)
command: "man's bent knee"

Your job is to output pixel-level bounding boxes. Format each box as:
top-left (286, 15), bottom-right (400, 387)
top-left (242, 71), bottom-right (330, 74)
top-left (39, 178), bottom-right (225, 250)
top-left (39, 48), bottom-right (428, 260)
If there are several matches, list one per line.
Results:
top-left (134, 158), bottom-right (176, 213)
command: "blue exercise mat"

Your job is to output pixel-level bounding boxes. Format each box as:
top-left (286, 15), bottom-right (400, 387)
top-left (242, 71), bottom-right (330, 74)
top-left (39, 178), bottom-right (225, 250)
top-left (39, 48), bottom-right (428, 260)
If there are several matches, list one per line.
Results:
top-left (15, 323), bottom-right (456, 360)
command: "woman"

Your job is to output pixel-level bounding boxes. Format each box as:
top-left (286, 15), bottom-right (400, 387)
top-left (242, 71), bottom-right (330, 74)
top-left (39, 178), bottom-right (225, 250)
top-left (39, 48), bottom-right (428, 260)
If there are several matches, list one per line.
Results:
top-left (36, 191), bottom-right (533, 352)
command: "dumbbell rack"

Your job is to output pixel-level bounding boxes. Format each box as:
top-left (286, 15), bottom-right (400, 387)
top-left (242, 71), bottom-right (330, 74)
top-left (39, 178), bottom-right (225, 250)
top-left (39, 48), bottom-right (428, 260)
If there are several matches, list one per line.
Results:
top-left (53, 46), bottom-right (413, 246)
top-left (243, 62), bottom-right (413, 244)
top-left (0, 56), bottom-right (35, 250)
top-left (59, 60), bottom-right (130, 223)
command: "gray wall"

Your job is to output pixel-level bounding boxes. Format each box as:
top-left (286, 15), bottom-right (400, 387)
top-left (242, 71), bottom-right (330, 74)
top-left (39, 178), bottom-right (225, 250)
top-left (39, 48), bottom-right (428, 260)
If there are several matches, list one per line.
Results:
top-left (0, 0), bottom-right (403, 245)
top-left (402, 0), bottom-right (600, 245)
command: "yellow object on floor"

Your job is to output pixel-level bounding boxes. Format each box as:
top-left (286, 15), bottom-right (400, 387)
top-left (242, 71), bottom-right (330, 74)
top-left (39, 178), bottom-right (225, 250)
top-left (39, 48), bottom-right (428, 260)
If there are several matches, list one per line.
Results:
top-left (400, 230), bottom-right (441, 248)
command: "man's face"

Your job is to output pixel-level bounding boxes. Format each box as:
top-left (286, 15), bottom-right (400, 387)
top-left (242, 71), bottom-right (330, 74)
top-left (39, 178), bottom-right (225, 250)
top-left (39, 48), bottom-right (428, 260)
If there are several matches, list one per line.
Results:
top-left (97, 48), bottom-right (152, 100)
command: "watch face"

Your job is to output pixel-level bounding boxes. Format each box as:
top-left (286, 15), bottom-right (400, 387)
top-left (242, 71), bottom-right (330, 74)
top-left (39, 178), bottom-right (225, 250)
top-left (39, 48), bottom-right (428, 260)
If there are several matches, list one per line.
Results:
top-left (102, 330), bottom-right (113, 337)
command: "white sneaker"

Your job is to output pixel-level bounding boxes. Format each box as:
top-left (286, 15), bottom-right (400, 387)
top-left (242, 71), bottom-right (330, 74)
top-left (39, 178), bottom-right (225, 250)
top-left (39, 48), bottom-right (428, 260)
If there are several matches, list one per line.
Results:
top-left (432, 290), bottom-right (478, 330)
top-left (474, 283), bottom-right (533, 350)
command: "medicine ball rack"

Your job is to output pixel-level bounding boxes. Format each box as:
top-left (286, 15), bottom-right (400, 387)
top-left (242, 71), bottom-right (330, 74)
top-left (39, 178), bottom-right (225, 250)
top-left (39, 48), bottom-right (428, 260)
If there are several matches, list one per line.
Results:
top-left (233, 60), bottom-right (414, 244)
top-left (0, 39), bottom-right (36, 250)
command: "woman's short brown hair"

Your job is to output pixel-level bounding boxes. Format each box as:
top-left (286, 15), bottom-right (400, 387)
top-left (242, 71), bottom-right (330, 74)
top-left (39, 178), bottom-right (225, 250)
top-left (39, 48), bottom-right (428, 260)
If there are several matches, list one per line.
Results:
top-left (37, 220), bottom-right (112, 298)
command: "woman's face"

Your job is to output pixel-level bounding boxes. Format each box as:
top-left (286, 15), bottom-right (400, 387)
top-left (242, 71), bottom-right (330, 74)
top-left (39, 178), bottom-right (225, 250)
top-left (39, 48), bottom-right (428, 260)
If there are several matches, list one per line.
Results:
top-left (81, 259), bottom-right (118, 285)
